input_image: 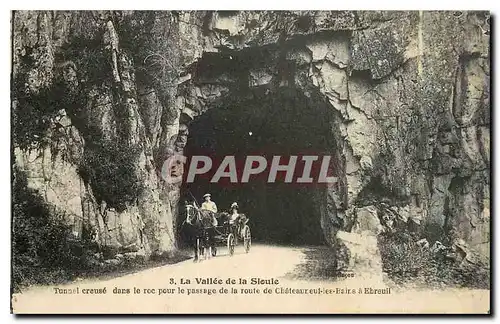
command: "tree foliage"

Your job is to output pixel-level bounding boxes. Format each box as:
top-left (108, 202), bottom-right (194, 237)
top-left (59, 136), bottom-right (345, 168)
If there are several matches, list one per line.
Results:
top-left (11, 168), bottom-right (96, 292)
top-left (80, 139), bottom-right (144, 212)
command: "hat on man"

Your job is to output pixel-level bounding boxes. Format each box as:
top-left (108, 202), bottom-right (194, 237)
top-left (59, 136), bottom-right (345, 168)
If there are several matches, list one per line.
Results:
top-left (203, 193), bottom-right (211, 199)
top-left (231, 202), bottom-right (239, 209)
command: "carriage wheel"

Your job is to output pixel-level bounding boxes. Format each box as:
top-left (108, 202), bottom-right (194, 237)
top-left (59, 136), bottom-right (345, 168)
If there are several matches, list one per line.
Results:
top-left (243, 225), bottom-right (251, 253)
top-left (227, 233), bottom-right (235, 256)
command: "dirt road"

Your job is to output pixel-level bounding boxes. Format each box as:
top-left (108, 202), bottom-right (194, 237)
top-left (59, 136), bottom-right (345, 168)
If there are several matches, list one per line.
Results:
top-left (11, 244), bottom-right (490, 314)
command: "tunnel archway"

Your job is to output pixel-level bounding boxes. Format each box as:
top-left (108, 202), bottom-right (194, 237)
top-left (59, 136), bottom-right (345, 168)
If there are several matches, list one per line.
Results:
top-left (180, 86), bottom-right (339, 246)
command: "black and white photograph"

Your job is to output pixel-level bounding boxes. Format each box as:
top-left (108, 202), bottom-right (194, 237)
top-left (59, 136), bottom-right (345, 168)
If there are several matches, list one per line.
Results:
top-left (9, 10), bottom-right (491, 314)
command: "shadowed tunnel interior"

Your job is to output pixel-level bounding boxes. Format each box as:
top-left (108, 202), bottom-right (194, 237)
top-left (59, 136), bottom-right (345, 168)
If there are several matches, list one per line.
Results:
top-left (181, 87), bottom-right (336, 245)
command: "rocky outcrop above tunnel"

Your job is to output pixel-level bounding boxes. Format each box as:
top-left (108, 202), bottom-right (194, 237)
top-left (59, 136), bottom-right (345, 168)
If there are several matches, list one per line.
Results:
top-left (12, 11), bottom-right (490, 260)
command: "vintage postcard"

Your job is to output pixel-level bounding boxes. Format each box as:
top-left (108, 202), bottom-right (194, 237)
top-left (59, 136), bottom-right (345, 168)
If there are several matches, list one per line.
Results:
top-left (10, 10), bottom-right (491, 314)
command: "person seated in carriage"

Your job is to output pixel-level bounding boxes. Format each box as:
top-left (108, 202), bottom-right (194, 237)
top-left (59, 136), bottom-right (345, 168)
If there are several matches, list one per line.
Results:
top-left (200, 193), bottom-right (218, 226)
top-left (201, 193), bottom-right (217, 213)
top-left (229, 202), bottom-right (240, 224)
top-left (228, 202), bottom-right (248, 241)
top-left (228, 202), bottom-right (239, 238)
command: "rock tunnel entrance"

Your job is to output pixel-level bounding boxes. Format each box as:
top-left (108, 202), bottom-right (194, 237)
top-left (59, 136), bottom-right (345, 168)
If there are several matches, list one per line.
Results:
top-left (180, 86), bottom-right (338, 245)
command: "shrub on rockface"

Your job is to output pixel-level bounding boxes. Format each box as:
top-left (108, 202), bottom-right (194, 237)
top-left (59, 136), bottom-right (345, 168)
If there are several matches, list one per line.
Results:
top-left (11, 169), bottom-right (97, 292)
top-left (377, 231), bottom-right (490, 289)
top-left (11, 69), bottom-right (66, 151)
top-left (79, 138), bottom-right (144, 212)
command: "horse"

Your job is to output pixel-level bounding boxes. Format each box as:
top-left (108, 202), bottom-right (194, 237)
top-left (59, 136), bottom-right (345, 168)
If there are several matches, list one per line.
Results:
top-left (182, 202), bottom-right (218, 262)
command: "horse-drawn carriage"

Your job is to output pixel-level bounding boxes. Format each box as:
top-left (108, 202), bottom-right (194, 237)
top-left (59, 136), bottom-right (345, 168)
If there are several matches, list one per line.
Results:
top-left (213, 211), bottom-right (251, 256)
top-left (183, 202), bottom-right (251, 261)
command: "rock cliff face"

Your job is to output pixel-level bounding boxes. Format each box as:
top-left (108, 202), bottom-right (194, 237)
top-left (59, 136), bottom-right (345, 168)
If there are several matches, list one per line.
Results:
top-left (11, 11), bottom-right (490, 260)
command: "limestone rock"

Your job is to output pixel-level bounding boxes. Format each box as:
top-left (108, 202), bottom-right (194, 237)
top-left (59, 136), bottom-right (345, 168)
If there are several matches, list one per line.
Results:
top-left (352, 205), bottom-right (383, 236)
top-left (359, 156), bottom-right (373, 171)
top-left (305, 36), bottom-right (349, 67)
top-left (336, 230), bottom-right (383, 280)
top-left (103, 258), bottom-right (122, 266)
